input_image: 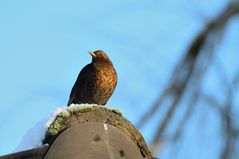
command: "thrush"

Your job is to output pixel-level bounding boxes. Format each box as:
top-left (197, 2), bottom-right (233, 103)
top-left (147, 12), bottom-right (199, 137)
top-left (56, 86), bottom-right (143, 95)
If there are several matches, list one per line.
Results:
top-left (67, 50), bottom-right (117, 106)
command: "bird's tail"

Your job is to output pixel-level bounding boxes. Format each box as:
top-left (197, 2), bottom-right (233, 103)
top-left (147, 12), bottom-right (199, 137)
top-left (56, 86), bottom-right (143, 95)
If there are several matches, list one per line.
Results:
top-left (67, 98), bottom-right (73, 106)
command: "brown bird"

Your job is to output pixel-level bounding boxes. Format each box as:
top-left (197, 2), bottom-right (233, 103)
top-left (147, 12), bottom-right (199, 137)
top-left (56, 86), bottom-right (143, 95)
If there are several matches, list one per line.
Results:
top-left (67, 50), bottom-right (117, 106)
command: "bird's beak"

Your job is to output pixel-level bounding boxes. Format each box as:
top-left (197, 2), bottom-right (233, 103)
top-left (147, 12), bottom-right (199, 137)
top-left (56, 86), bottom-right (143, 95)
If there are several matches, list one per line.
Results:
top-left (88, 51), bottom-right (96, 57)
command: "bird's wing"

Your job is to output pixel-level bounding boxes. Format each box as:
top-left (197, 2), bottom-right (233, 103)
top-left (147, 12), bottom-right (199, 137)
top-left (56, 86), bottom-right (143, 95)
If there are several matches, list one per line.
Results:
top-left (68, 64), bottom-right (94, 105)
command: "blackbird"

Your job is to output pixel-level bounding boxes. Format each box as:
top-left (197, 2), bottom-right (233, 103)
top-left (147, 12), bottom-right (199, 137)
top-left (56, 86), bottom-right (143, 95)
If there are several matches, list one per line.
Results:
top-left (67, 50), bottom-right (117, 106)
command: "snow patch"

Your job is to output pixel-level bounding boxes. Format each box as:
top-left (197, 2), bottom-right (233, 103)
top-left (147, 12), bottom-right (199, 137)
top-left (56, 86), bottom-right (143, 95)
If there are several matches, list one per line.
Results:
top-left (104, 123), bottom-right (108, 130)
top-left (15, 118), bottom-right (47, 152)
top-left (15, 104), bottom-right (103, 152)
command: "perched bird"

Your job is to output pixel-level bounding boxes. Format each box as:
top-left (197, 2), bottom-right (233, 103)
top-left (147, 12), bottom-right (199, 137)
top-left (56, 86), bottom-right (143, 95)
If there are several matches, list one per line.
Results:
top-left (67, 50), bottom-right (117, 106)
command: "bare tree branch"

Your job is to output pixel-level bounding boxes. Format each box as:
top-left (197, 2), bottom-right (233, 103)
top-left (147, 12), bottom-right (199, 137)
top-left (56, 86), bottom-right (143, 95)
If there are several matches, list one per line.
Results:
top-left (138, 2), bottom-right (239, 154)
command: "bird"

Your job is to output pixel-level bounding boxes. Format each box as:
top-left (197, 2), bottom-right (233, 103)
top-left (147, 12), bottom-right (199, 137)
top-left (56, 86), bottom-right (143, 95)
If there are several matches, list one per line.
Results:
top-left (67, 50), bottom-right (117, 106)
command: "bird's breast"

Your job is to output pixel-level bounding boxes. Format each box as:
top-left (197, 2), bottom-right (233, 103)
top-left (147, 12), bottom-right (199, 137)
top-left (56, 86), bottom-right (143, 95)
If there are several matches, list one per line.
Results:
top-left (94, 63), bottom-right (117, 89)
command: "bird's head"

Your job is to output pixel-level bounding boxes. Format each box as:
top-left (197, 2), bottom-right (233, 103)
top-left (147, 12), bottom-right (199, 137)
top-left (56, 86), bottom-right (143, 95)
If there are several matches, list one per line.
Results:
top-left (89, 50), bottom-right (110, 63)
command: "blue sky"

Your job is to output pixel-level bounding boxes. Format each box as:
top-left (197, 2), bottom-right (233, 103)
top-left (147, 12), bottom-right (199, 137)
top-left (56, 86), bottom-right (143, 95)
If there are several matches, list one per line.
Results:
top-left (0, 0), bottom-right (238, 158)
